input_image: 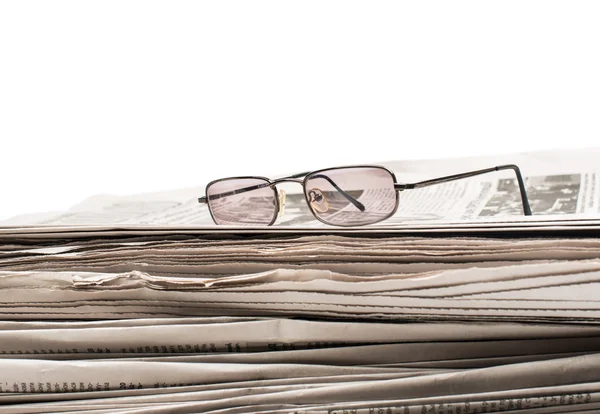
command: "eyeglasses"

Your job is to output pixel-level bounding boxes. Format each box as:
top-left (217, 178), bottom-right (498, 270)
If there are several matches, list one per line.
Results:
top-left (198, 164), bottom-right (532, 227)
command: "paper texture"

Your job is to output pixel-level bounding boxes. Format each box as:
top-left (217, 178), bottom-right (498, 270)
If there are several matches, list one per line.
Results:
top-left (1, 148), bottom-right (600, 412)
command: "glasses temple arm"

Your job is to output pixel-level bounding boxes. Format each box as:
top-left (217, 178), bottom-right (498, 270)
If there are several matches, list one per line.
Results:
top-left (394, 164), bottom-right (532, 216)
top-left (280, 171), bottom-right (365, 211)
top-left (309, 174), bottom-right (365, 212)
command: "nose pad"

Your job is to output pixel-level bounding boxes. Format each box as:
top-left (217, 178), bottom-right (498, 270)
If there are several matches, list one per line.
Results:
top-left (308, 188), bottom-right (330, 213)
top-left (278, 189), bottom-right (286, 216)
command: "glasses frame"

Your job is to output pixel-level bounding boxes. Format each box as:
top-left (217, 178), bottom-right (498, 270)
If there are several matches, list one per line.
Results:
top-left (199, 164), bottom-right (532, 227)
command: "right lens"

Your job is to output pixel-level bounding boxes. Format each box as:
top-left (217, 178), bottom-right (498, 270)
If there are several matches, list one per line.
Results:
top-left (303, 166), bottom-right (398, 226)
top-left (206, 178), bottom-right (278, 226)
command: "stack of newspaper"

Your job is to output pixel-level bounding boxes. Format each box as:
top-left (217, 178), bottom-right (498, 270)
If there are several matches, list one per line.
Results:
top-left (1, 148), bottom-right (600, 413)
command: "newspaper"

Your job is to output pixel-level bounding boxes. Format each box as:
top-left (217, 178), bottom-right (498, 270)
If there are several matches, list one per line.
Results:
top-left (1, 148), bottom-right (600, 413)
top-left (1, 147), bottom-right (599, 232)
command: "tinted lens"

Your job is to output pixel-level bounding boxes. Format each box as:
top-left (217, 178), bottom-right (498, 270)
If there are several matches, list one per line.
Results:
top-left (304, 167), bottom-right (397, 226)
top-left (207, 178), bottom-right (277, 225)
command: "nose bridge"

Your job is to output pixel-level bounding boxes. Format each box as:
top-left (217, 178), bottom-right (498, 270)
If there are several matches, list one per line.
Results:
top-left (271, 177), bottom-right (304, 186)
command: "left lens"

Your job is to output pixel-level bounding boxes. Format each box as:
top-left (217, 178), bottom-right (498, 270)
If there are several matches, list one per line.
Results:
top-left (207, 178), bottom-right (277, 226)
top-left (303, 166), bottom-right (398, 226)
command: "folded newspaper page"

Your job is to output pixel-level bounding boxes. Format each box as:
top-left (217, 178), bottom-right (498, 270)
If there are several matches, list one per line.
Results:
top-left (1, 147), bottom-right (599, 233)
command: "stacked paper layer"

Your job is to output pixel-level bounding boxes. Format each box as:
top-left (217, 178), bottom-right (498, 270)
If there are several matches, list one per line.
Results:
top-left (2, 235), bottom-right (600, 322)
top-left (0, 231), bottom-right (599, 413)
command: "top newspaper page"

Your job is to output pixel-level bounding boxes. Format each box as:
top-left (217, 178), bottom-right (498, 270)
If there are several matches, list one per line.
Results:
top-left (2, 147), bottom-right (600, 235)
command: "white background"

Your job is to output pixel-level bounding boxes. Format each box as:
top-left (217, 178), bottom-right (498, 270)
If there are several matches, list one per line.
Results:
top-left (0, 1), bottom-right (599, 221)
